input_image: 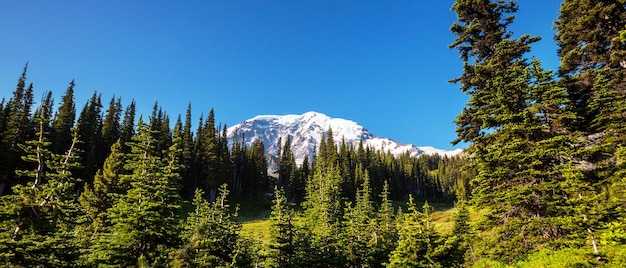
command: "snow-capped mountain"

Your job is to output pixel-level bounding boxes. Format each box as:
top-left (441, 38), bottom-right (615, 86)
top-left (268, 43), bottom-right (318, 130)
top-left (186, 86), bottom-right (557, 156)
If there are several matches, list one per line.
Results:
top-left (226, 111), bottom-right (462, 165)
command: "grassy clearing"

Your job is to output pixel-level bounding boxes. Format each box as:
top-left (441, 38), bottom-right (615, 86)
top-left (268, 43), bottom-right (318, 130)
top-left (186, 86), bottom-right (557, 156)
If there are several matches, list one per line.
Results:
top-left (240, 219), bottom-right (272, 243)
top-left (236, 198), bottom-right (472, 244)
top-left (391, 200), bottom-right (457, 234)
top-left (431, 206), bottom-right (457, 234)
top-left (236, 198), bottom-right (273, 243)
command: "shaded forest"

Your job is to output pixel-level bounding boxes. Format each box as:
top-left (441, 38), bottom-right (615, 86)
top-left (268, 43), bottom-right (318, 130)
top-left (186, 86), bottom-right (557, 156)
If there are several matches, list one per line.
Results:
top-left (0, 0), bottom-right (625, 267)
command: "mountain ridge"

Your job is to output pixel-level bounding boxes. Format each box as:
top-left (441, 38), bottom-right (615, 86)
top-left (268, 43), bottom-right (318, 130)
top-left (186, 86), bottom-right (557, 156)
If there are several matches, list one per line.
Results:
top-left (226, 111), bottom-right (462, 165)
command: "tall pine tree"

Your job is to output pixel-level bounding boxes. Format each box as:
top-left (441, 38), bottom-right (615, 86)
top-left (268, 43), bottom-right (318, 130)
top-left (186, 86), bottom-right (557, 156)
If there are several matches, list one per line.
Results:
top-left (88, 119), bottom-right (182, 266)
top-left (450, 0), bottom-right (585, 261)
top-left (50, 80), bottom-right (76, 155)
top-left (0, 64), bottom-right (35, 194)
top-left (0, 106), bottom-right (81, 266)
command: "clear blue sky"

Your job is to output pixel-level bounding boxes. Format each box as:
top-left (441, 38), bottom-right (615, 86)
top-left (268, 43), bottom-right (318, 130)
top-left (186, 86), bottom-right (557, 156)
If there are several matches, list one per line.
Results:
top-left (0, 0), bottom-right (562, 150)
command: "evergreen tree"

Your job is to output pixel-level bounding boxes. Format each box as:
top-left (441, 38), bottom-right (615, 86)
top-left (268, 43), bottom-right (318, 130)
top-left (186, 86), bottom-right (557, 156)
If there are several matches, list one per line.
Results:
top-left (599, 146), bottom-right (626, 263)
top-left (445, 201), bottom-right (471, 266)
top-left (88, 119), bottom-right (182, 266)
top-left (450, 0), bottom-right (584, 261)
top-left (190, 114), bottom-right (206, 197)
top-left (301, 164), bottom-right (345, 266)
top-left (0, 101), bottom-right (6, 175)
top-left (77, 139), bottom-right (126, 259)
top-left (339, 138), bottom-right (356, 199)
top-left (35, 91), bottom-right (54, 134)
top-left (99, 96), bottom-right (122, 162)
top-left (555, 0), bottom-right (626, 131)
top-left (267, 186), bottom-right (298, 267)
top-left (148, 102), bottom-right (173, 155)
top-left (173, 185), bottom-right (245, 267)
top-left (119, 100), bottom-right (136, 153)
top-left (217, 125), bottom-right (231, 190)
top-left (50, 80), bottom-right (76, 155)
top-left (230, 134), bottom-right (245, 197)
top-left (343, 170), bottom-right (375, 267)
top-left (0, 107), bottom-right (81, 266)
top-left (369, 180), bottom-right (398, 268)
top-left (0, 64), bottom-right (35, 194)
top-left (180, 103), bottom-right (195, 199)
top-left (246, 139), bottom-right (268, 198)
top-left (290, 155), bottom-right (309, 204)
top-left (324, 128), bottom-right (339, 168)
top-left (197, 109), bottom-right (221, 200)
top-left (76, 92), bottom-right (103, 183)
top-left (387, 198), bottom-right (447, 268)
top-left (278, 135), bottom-right (296, 199)
top-left (449, 0), bottom-right (540, 145)
top-left (555, 4), bottom-right (626, 256)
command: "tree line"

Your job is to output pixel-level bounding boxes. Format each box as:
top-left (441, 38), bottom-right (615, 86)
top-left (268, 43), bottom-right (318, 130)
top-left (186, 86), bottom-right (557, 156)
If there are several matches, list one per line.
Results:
top-left (0, 66), bottom-right (467, 204)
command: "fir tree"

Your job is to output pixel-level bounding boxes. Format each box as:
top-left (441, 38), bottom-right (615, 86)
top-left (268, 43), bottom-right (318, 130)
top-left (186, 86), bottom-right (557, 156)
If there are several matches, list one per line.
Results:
top-left (77, 139), bottom-right (126, 259)
top-left (290, 155), bottom-right (309, 204)
top-left (0, 64), bottom-right (35, 194)
top-left (197, 109), bottom-right (221, 200)
top-left (267, 186), bottom-right (297, 267)
top-left (247, 139), bottom-right (268, 198)
top-left (50, 80), bottom-right (76, 155)
top-left (324, 128), bottom-right (339, 168)
top-left (339, 138), bottom-right (356, 199)
top-left (35, 91), bottom-right (54, 133)
top-left (450, 0), bottom-right (583, 261)
top-left (148, 102), bottom-right (173, 155)
top-left (76, 92), bottom-right (103, 183)
top-left (555, 0), bottom-right (626, 131)
top-left (217, 125), bottom-right (231, 190)
top-left (180, 103), bottom-right (195, 199)
top-left (230, 134), bottom-right (245, 197)
top-left (387, 197), bottom-right (446, 268)
top-left (173, 185), bottom-right (244, 267)
top-left (445, 200), bottom-right (471, 266)
top-left (343, 170), bottom-right (375, 267)
top-left (301, 164), bottom-right (345, 266)
top-left (0, 107), bottom-right (81, 267)
top-left (119, 100), bottom-right (136, 153)
top-left (369, 180), bottom-right (398, 267)
top-left (88, 119), bottom-right (182, 266)
top-left (99, 96), bottom-right (122, 162)
top-left (278, 135), bottom-right (296, 199)
top-left (555, 6), bottom-right (626, 259)
top-left (190, 113), bottom-right (206, 197)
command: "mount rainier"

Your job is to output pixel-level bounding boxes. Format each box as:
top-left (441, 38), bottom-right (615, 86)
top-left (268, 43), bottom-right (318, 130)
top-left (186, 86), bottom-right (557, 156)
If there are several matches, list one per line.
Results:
top-left (226, 111), bottom-right (462, 165)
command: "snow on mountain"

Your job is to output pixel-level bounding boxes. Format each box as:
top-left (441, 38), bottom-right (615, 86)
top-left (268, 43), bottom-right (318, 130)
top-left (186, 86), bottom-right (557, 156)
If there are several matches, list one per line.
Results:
top-left (226, 111), bottom-right (462, 165)
top-left (416, 146), bottom-right (464, 158)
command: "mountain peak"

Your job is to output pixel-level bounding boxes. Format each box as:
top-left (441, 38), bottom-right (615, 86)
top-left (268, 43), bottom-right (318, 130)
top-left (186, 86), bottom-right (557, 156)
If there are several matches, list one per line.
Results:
top-left (227, 112), bottom-right (461, 164)
top-left (248, 111), bottom-right (331, 127)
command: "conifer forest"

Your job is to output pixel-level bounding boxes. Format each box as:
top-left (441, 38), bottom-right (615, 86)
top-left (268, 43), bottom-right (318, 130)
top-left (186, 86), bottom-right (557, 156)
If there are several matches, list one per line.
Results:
top-left (1, 0), bottom-right (626, 267)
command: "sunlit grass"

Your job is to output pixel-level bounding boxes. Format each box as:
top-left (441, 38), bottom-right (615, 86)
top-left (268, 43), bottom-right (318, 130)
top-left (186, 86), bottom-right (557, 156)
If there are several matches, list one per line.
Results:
top-left (431, 207), bottom-right (457, 234)
top-left (240, 219), bottom-right (272, 243)
top-left (237, 198), bottom-right (273, 243)
top-left (237, 198), bottom-right (477, 244)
